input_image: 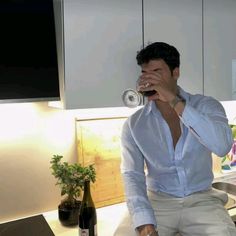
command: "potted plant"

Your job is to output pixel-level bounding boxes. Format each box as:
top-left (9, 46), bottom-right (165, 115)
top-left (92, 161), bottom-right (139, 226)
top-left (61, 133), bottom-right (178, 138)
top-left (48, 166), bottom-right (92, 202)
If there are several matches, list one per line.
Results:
top-left (50, 154), bottom-right (96, 226)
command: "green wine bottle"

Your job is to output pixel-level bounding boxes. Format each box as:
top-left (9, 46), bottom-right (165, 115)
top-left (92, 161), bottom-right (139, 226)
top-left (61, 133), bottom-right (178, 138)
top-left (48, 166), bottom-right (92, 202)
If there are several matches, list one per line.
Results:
top-left (79, 180), bottom-right (97, 236)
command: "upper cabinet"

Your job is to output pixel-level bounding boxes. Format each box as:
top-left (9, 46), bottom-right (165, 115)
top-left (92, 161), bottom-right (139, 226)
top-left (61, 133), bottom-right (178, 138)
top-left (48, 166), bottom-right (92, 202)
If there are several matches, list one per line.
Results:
top-left (203, 0), bottom-right (236, 101)
top-left (54, 0), bottom-right (142, 109)
top-left (143, 0), bottom-right (203, 95)
top-left (53, 0), bottom-right (236, 110)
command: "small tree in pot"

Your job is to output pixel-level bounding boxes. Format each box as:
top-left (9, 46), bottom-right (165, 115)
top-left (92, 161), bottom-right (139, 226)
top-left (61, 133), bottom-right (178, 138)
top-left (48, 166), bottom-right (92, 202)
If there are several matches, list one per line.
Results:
top-left (50, 155), bottom-right (96, 226)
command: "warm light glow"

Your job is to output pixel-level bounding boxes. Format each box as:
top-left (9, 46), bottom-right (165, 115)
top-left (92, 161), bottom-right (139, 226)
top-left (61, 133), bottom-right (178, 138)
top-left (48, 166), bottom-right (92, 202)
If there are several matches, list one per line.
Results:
top-left (42, 110), bottom-right (76, 153)
top-left (48, 101), bottom-right (63, 109)
top-left (77, 118), bottom-right (126, 161)
top-left (0, 101), bottom-right (141, 154)
top-left (73, 106), bottom-right (142, 120)
top-left (76, 117), bottom-right (127, 207)
top-left (0, 103), bottom-right (39, 142)
top-left (0, 102), bottom-right (75, 155)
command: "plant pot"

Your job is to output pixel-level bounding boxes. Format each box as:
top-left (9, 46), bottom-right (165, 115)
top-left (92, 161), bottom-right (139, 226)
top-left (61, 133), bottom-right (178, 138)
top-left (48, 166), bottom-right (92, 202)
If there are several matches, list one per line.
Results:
top-left (58, 200), bottom-right (81, 226)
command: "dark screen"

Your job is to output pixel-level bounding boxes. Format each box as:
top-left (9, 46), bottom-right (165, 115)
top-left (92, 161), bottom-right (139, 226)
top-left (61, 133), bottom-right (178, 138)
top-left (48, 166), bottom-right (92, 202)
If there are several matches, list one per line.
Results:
top-left (0, 0), bottom-right (60, 101)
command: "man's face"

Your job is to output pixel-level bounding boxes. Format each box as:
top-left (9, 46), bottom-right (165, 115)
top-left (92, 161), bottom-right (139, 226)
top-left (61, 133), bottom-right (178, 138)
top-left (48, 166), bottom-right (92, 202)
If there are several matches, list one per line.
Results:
top-left (141, 59), bottom-right (178, 81)
top-left (139, 59), bottom-right (179, 100)
top-left (142, 59), bottom-right (179, 85)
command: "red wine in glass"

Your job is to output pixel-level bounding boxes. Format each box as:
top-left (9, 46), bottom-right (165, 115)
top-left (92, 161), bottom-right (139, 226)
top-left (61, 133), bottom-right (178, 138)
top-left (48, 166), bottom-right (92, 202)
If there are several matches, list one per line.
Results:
top-left (136, 77), bottom-right (156, 97)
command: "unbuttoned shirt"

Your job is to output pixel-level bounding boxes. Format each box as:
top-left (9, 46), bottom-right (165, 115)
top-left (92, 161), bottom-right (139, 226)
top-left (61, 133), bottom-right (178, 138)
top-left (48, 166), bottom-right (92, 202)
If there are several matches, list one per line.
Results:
top-left (120, 87), bottom-right (233, 229)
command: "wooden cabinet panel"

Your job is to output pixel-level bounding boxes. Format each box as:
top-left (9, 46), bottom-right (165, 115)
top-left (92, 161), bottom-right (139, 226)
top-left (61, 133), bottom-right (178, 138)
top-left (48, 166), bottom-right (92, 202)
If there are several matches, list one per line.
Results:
top-left (76, 117), bottom-right (127, 207)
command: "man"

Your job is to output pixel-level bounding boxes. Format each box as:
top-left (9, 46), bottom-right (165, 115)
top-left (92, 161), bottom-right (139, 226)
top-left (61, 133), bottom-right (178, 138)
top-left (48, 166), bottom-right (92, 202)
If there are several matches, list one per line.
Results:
top-left (120, 42), bottom-right (236, 236)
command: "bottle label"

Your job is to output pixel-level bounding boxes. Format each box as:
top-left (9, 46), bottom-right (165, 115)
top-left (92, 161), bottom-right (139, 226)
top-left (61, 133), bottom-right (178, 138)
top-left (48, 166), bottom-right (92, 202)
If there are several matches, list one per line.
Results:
top-left (79, 225), bottom-right (97, 236)
top-left (79, 229), bottom-right (88, 236)
top-left (95, 224), bottom-right (97, 236)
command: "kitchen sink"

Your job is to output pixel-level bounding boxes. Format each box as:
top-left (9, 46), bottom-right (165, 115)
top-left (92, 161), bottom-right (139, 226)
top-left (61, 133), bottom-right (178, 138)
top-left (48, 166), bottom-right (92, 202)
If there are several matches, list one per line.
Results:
top-left (212, 182), bottom-right (236, 196)
top-left (212, 182), bottom-right (236, 210)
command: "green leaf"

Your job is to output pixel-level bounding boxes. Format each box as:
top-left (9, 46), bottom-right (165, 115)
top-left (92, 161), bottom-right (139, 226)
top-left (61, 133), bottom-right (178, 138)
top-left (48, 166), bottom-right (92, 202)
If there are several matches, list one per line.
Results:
top-left (50, 154), bottom-right (96, 201)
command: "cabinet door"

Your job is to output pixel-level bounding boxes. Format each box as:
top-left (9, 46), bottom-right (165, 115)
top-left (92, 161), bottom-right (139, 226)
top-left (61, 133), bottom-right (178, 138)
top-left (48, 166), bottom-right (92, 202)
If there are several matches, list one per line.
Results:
top-left (62, 0), bottom-right (142, 109)
top-left (143, 0), bottom-right (203, 95)
top-left (204, 0), bottom-right (236, 101)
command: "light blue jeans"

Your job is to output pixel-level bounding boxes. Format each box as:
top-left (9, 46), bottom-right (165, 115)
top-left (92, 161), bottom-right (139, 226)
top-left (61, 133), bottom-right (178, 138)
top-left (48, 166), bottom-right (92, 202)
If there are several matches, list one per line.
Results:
top-left (114, 189), bottom-right (236, 236)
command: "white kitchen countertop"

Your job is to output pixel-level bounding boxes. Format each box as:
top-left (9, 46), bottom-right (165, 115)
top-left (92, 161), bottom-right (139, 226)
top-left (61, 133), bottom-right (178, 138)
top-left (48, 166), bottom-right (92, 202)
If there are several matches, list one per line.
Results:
top-left (43, 202), bottom-right (236, 236)
top-left (213, 172), bottom-right (236, 218)
top-left (43, 202), bottom-right (127, 236)
top-left (43, 172), bottom-right (236, 235)
top-left (2, 172), bottom-right (236, 235)
top-left (1, 196), bottom-right (235, 236)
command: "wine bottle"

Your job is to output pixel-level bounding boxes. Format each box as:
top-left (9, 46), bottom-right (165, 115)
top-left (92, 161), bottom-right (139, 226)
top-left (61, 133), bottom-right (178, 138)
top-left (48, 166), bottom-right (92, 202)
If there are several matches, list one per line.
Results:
top-left (79, 180), bottom-right (97, 236)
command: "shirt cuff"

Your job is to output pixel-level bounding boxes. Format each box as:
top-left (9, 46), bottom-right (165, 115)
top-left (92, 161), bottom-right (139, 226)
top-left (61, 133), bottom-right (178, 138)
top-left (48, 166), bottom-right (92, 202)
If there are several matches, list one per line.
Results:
top-left (132, 209), bottom-right (157, 229)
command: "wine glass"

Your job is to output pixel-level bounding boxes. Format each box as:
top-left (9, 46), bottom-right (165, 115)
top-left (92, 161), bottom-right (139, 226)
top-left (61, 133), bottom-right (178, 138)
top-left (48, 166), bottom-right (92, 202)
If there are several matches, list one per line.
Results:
top-left (136, 76), bottom-right (156, 97)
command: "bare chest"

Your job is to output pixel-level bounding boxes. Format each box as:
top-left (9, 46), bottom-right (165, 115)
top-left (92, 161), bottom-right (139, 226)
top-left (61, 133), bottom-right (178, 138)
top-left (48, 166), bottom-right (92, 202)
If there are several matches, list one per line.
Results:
top-left (161, 111), bottom-right (181, 148)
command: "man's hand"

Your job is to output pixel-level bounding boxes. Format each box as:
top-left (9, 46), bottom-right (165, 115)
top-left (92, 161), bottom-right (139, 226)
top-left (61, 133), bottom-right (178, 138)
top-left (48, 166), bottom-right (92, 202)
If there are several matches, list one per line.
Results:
top-left (136, 224), bottom-right (159, 236)
top-left (138, 72), bottom-right (176, 103)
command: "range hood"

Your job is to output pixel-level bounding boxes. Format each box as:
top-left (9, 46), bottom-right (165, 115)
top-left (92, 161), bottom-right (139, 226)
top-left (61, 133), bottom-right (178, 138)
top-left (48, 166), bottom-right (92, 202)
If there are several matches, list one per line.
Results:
top-left (0, 0), bottom-right (60, 103)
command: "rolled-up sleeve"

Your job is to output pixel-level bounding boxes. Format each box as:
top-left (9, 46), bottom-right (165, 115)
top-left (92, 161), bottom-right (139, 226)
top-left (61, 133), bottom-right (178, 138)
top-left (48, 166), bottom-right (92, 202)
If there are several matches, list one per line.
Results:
top-left (180, 97), bottom-right (233, 157)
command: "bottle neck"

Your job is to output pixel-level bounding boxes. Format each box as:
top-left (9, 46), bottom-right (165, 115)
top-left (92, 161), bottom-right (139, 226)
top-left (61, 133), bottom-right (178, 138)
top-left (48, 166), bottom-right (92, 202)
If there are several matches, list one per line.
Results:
top-left (83, 180), bottom-right (93, 203)
top-left (84, 180), bottom-right (91, 195)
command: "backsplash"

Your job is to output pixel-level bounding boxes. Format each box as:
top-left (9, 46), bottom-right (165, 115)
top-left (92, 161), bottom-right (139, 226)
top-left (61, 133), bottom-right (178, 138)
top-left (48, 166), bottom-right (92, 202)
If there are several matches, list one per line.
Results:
top-left (213, 125), bottom-right (236, 175)
top-left (76, 117), bottom-right (127, 208)
top-left (0, 100), bottom-right (235, 221)
top-left (221, 125), bottom-right (236, 172)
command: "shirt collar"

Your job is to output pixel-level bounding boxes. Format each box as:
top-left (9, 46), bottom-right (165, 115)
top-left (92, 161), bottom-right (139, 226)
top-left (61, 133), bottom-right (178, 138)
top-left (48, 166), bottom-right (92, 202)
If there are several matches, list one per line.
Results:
top-left (178, 86), bottom-right (190, 102)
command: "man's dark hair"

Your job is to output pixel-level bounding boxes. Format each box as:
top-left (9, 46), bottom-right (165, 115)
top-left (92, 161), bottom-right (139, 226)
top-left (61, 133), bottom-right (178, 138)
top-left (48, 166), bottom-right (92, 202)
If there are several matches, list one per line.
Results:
top-left (136, 42), bottom-right (180, 72)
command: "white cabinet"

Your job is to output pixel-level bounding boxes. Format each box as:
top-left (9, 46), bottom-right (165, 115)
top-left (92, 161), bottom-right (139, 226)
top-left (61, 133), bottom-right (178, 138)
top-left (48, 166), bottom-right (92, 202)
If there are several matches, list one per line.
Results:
top-left (54, 0), bottom-right (142, 109)
top-left (53, 0), bottom-right (236, 110)
top-left (143, 0), bottom-right (203, 95)
top-left (203, 0), bottom-right (236, 101)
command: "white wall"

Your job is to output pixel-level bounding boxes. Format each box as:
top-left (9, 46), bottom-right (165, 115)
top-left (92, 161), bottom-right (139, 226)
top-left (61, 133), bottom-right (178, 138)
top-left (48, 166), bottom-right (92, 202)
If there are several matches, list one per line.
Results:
top-left (0, 102), bottom-right (137, 222)
top-left (0, 102), bottom-right (78, 222)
